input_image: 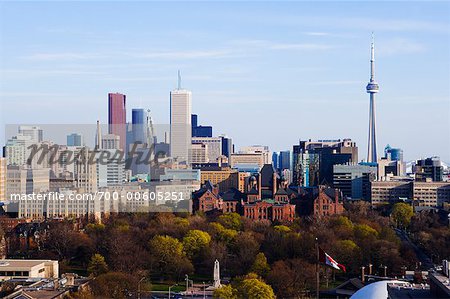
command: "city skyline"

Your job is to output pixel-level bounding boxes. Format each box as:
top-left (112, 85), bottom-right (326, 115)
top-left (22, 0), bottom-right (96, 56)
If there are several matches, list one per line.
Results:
top-left (0, 1), bottom-right (449, 162)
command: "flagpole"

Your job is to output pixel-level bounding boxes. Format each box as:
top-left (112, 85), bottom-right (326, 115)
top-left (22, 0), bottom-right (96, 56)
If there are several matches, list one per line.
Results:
top-left (316, 237), bottom-right (319, 299)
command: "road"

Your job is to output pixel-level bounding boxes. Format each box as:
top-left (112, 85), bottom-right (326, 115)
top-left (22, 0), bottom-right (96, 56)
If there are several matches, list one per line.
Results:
top-left (395, 228), bottom-right (434, 270)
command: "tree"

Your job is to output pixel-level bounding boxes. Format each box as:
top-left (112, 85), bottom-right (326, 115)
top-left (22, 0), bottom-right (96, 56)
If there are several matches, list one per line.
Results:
top-left (334, 240), bottom-right (361, 274)
top-left (238, 277), bottom-right (275, 299)
top-left (218, 213), bottom-right (242, 231)
top-left (250, 253), bottom-right (270, 277)
top-left (149, 235), bottom-right (193, 280)
top-left (391, 203), bottom-right (414, 229)
top-left (229, 232), bottom-right (260, 276)
top-left (267, 259), bottom-right (315, 298)
top-left (87, 253), bottom-right (108, 276)
top-left (91, 272), bottom-right (142, 299)
top-left (183, 229), bottom-right (211, 258)
top-left (354, 224), bottom-right (379, 239)
top-left (210, 222), bottom-right (237, 244)
top-left (213, 285), bottom-right (237, 299)
top-left (274, 225), bottom-right (291, 233)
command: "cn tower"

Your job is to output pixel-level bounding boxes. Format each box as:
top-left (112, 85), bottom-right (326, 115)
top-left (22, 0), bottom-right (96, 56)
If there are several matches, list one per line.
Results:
top-left (366, 34), bottom-right (379, 163)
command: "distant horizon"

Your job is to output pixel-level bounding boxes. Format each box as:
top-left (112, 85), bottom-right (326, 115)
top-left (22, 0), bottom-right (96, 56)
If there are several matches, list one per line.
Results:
top-left (1, 1), bottom-right (449, 161)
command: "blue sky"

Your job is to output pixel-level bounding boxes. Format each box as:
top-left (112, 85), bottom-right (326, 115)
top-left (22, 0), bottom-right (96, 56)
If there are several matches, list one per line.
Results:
top-left (0, 1), bottom-right (449, 162)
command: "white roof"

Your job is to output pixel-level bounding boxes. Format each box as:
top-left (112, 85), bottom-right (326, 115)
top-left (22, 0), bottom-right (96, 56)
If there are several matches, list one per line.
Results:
top-left (350, 280), bottom-right (407, 299)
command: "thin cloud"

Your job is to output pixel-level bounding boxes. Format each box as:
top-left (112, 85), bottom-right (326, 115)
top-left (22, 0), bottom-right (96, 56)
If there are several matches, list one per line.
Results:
top-left (304, 32), bottom-right (330, 36)
top-left (23, 52), bottom-right (102, 61)
top-left (378, 38), bottom-right (427, 56)
top-left (133, 50), bottom-right (232, 59)
top-left (269, 43), bottom-right (334, 50)
top-left (230, 39), bottom-right (336, 51)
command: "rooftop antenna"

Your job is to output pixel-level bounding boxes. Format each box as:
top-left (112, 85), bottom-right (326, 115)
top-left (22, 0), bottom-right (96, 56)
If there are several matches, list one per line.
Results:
top-left (177, 70), bottom-right (182, 90)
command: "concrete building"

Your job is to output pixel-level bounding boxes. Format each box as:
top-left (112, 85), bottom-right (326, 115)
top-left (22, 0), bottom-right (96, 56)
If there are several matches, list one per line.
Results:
top-left (239, 146), bottom-right (271, 164)
top-left (370, 180), bottom-right (450, 207)
top-left (96, 149), bottom-right (125, 187)
top-left (149, 180), bottom-right (200, 206)
top-left (6, 166), bottom-right (50, 197)
top-left (0, 158), bottom-right (5, 202)
top-left (101, 134), bottom-right (121, 150)
top-left (108, 93), bottom-right (127, 151)
top-left (230, 153), bottom-right (265, 169)
top-left (192, 137), bottom-right (221, 163)
top-left (160, 169), bottom-right (201, 181)
top-left (66, 133), bottom-right (83, 147)
top-left (4, 134), bottom-right (33, 166)
top-left (378, 157), bottom-right (406, 179)
top-left (333, 163), bottom-right (377, 200)
top-left (413, 157), bottom-right (443, 182)
top-left (190, 143), bottom-right (209, 164)
top-left (74, 149), bottom-right (97, 193)
top-left (0, 259), bottom-right (58, 281)
top-left (18, 126), bottom-right (43, 143)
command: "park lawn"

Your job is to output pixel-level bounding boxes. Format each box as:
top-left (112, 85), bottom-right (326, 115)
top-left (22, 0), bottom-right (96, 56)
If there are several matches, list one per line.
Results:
top-left (151, 282), bottom-right (186, 293)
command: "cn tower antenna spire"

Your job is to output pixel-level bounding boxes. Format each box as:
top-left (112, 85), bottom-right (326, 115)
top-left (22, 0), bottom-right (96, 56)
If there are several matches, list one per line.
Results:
top-left (366, 33), bottom-right (379, 163)
top-left (370, 32), bottom-right (375, 82)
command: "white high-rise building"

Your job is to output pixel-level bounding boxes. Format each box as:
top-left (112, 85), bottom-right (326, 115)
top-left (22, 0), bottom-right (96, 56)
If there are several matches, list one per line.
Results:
top-left (96, 149), bottom-right (126, 187)
top-left (5, 134), bottom-right (33, 166)
top-left (102, 134), bottom-right (121, 150)
top-left (18, 125), bottom-right (43, 143)
top-left (170, 73), bottom-right (192, 164)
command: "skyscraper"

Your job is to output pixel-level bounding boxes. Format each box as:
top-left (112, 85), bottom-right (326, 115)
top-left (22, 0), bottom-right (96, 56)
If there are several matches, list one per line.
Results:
top-left (108, 93), bottom-right (126, 151)
top-left (132, 108), bottom-right (147, 145)
top-left (170, 72), bottom-right (192, 164)
top-left (366, 34), bottom-right (379, 163)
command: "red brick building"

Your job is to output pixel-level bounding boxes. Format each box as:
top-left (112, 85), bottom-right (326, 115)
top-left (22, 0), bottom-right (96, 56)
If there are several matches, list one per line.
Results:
top-left (313, 186), bottom-right (345, 217)
top-left (243, 200), bottom-right (295, 222)
top-left (193, 176), bottom-right (297, 222)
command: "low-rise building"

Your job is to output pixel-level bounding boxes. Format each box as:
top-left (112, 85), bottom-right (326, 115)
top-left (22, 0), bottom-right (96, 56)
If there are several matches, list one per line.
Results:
top-left (200, 166), bottom-right (239, 192)
top-left (0, 259), bottom-right (58, 281)
top-left (333, 163), bottom-right (377, 200)
top-left (370, 180), bottom-right (450, 207)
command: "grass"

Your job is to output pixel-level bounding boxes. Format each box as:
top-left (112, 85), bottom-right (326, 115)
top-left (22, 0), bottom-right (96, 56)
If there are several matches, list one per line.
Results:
top-left (151, 282), bottom-right (186, 293)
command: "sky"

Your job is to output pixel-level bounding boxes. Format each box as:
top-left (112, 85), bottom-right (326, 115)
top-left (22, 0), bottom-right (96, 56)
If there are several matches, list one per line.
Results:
top-left (0, 1), bottom-right (449, 162)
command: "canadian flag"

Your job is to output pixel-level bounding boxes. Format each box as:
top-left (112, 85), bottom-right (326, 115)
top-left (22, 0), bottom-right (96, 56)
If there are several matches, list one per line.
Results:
top-left (319, 247), bottom-right (346, 272)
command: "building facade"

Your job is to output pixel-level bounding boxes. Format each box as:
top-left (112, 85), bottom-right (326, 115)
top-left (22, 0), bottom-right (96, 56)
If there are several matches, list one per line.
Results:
top-left (0, 158), bottom-right (5, 202)
top-left (170, 89), bottom-right (192, 164)
top-left (333, 163), bottom-right (377, 200)
top-left (67, 133), bottom-right (83, 147)
top-left (370, 180), bottom-right (450, 207)
top-left (192, 137), bottom-right (222, 163)
top-left (108, 93), bottom-right (127, 151)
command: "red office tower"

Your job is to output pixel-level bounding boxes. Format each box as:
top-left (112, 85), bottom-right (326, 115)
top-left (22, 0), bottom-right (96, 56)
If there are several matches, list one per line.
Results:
top-left (108, 93), bottom-right (126, 151)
